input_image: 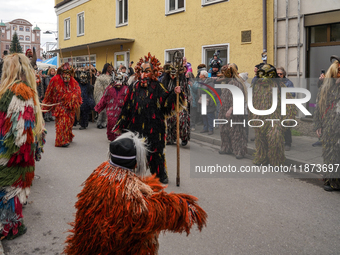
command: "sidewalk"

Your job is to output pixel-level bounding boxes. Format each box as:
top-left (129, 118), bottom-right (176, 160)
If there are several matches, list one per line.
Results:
top-left (191, 124), bottom-right (323, 166)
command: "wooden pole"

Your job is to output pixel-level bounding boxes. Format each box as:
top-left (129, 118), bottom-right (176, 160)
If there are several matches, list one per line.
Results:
top-left (176, 72), bottom-right (180, 187)
top-left (59, 49), bottom-right (63, 64)
top-left (87, 45), bottom-right (92, 85)
top-left (106, 48), bottom-right (108, 63)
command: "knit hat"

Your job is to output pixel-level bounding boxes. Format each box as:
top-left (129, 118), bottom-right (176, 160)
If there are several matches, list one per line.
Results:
top-left (110, 131), bottom-right (148, 175)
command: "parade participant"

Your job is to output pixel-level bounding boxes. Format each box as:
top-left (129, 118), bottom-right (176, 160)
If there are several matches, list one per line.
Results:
top-left (314, 56), bottom-right (340, 191)
top-left (95, 72), bottom-right (129, 141)
top-left (162, 63), bottom-right (190, 146)
top-left (250, 64), bottom-right (296, 166)
top-left (209, 52), bottom-right (223, 71)
top-left (42, 62), bottom-right (82, 147)
top-left (78, 71), bottom-right (95, 130)
top-left (64, 131), bottom-right (207, 255)
top-left (114, 53), bottom-right (185, 184)
top-left (25, 48), bottom-right (37, 70)
top-left (0, 53), bottom-right (45, 239)
top-left (43, 68), bottom-right (56, 122)
top-left (94, 63), bottom-right (113, 129)
top-left (218, 64), bottom-right (248, 159)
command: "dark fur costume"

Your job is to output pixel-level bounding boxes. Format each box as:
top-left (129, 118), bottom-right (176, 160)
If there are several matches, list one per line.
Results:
top-left (95, 84), bottom-right (129, 141)
top-left (162, 73), bottom-right (190, 144)
top-left (250, 75), bottom-right (296, 166)
top-left (314, 78), bottom-right (340, 189)
top-left (218, 77), bottom-right (247, 157)
top-left (114, 80), bottom-right (185, 180)
top-left (64, 162), bottom-right (207, 255)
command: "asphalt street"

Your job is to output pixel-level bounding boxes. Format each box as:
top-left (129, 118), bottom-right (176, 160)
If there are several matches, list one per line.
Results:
top-left (2, 121), bottom-right (340, 255)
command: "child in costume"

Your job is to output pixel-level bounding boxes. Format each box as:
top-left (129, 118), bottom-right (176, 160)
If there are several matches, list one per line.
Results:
top-left (64, 131), bottom-right (207, 255)
top-left (95, 72), bottom-right (129, 141)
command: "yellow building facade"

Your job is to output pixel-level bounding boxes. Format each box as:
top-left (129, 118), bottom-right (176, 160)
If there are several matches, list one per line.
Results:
top-left (54, 0), bottom-right (273, 76)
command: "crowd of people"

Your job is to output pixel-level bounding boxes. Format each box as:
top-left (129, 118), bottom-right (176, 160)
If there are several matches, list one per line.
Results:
top-left (0, 48), bottom-right (339, 253)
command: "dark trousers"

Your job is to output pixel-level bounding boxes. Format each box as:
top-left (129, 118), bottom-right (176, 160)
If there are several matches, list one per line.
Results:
top-left (284, 128), bottom-right (292, 146)
top-left (202, 112), bottom-right (214, 132)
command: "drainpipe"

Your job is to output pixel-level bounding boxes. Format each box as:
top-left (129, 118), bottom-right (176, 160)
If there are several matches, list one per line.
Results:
top-left (274, 0), bottom-right (278, 66)
top-left (263, 0), bottom-right (267, 64)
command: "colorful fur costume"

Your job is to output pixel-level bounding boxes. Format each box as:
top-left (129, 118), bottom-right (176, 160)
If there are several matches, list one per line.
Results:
top-left (162, 66), bottom-right (190, 145)
top-left (95, 73), bottom-right (129, 141)
top-left (42, 63), bottom-right (82, 147)
top-left (314, 76), bottom-right (340, 189)
top-left (114, 53), bottom-right (185, 183)
top-left (64, 132), bottom-right (207, 255)
top-left (250, 65), bottom-right (296, 166)
top-left (94, 74), bottom-right (111, 128)
top-left (0, 81), bottom-right (45, 237)
top-left (218, 65), bottom-right (248, 158)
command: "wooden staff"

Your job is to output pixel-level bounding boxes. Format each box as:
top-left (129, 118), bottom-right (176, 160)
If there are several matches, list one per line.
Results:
top-left (87, 45), bottom-right (92, 85)
top-left (70, 51), bottom-right (73, 67)
top-left (59, 49), bottom-right (63, 64)
top-left (106, 48), bottom-right (108, 63)
top-left (174, 51), bottom-right (183, 187)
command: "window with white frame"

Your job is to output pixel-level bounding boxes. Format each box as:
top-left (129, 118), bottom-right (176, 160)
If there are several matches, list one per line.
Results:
top-left (19, 35), bottom-right (24, 40)
top-left (64, 18), bottom-right (70, 39)
top-left (26, 45), bottom-right (30, 51)
top-left (26, 27), bottom-right (30, 32)
top-left (201, 0), bottom-right (228, 7)
top-left (25, 36), bottom-right (30, 41)
top-left (19, 26), bottom-right (24, 31)
top-left (116, 0), bottom-right (128, 26)
top-left (164, 48), bottom-right (185, 63)
top-left (62, 55), bottom-right (96, 68)
top-left (166, 0), bottom-right (185, 15)
top-left (202, 44), bottom-right (229, 69)
top-left (77, 12), bottom-right (85, 36)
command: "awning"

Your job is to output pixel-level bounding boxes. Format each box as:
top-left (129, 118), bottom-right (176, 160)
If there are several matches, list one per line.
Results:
top-left (48, 38), bottom-right (135, 53)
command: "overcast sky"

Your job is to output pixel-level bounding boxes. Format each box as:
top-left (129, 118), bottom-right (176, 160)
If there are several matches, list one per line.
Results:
top-left (0, 0), bottom-right (57, 52)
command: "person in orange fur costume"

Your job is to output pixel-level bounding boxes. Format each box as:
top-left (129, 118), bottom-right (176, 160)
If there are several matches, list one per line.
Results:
top-left (42, 63), bottom-right (82, 147)
top-left (64, 131), bottom-right (207, 255)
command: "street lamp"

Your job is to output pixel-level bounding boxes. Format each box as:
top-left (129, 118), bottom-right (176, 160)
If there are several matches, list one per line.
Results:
top-left (43, 30), bottom-right (58, 41)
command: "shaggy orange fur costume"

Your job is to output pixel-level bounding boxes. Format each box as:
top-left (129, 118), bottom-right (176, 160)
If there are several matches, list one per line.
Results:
top-left (64, 161), bottom-right (207, 255)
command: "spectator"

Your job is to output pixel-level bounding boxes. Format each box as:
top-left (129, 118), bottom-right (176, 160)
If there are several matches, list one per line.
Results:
top-left (277, 67), bottom-right (295, 151)
top-left (198, 70), bottom-right (215, 135)
top-left (183, 57), bottom-right (193, 74)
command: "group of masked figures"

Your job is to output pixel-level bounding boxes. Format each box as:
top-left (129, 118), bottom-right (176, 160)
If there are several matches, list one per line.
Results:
top-left (0, 52), bottom-right (205, 255)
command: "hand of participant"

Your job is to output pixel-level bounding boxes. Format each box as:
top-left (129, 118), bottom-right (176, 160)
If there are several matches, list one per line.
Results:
top-left (316, 128), bottom-right (322, 138)
top-left (174, 86), bottom-right (181, 94)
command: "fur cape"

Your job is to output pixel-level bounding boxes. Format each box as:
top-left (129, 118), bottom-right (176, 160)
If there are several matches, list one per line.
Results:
top-left (93, 74), bottom-right (111, 104)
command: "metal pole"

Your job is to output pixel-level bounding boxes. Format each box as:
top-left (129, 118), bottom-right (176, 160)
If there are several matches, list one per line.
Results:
top-left (297, 0), bottom-right (301, 81)
top-left (274, 0), bottom-right (278, 67)
top-left (285, 0), bottom-right (289, 75)
top-left (263, 0), bottom-right (267, 64)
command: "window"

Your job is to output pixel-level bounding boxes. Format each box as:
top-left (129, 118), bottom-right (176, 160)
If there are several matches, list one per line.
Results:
top-left (164, 48), bottom-right (185, 63)
top-left (310, 23), bottom-right (340, 46)
top-left (6, 45), bottom-right (9, 50)
top-left (202, 44), bottom-right (229, 69)
top-left (26, 27), bottom-right (30, 32)
top-left (116, 0), bottom-right (128, 26)
top-left (201, 0), bottom-right (228, 7)
top-left (166, 0), bottom-right (185, 15)
top-left (26, 45), bottom-right (30, 51)
top-left (64, 18), bottom-right (70, 39)
top-left (62, 54), bottom-right (96, 68)
top-left (19, 26), bottom-right (24, 31)
top-left (25, 36), bottom-right (30, 41)
top-left (77, 12), bottom-right (85, 36)
top-left (19, 35), bottom-right (24, 40)
top-left (37, 32), bottom-right (40, 36)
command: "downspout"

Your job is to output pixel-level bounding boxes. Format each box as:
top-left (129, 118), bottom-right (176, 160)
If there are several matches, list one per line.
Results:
top-left (285, 0), bottom-right (289, 75)
top-left (274, 0), bottom-right (278, 66)
top-left (263, 0), bottom-right (267, 64)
